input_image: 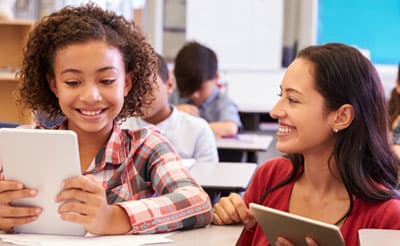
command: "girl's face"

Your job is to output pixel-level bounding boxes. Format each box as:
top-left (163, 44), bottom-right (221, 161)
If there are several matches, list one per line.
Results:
top-left (49, 40), bottom-right (131, 136)
top-left (270, 58), bottom-right (337, 156)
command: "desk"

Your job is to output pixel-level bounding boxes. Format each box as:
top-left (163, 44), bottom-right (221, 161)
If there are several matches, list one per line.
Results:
top-left (160, 225), bottom-right (243, 245)
top-left (189, 162), bottom-right (257, 192)
top-left (217, 134), bottom-right (273, 162)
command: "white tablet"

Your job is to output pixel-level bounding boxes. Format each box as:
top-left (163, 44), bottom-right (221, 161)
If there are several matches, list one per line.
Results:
top-left (250, 203), bottom-right (345, 246)
top-left (0, 128), bottom-right (85, 236)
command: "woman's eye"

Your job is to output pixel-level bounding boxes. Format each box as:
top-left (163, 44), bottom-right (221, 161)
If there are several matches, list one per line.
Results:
top-left (288, 97), bottom-right (298, 103)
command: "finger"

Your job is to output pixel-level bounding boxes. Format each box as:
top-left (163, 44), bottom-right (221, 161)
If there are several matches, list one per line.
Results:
top-left (62, 176), bottom-right (102, 193)
top-left (213, 199), bottom-right (234, 224)
top-left (305, 237), bottom-right (319, 246)
top-left (212, 211), bottom-right (223, 225)
top-left (58, 201), bottom-right (91, 216)
top-left (229, 193), bottom-right (253, 223)
top-left (276, 236), bottom-right (294, 246)
top-left (0, 216), bottom-right (39, 230)
top-left (0, 189), bottom-right (38, 204)
top-left (56, 188), bottom-right (95, 204)
top-left (0, 180), bottom-right (24, 193)
top-left (219, 196), bottom-right (241, 222)
top-left (60, 211), bottom-right (92, 226)
top-left (0, 205), bottom-right (42, 218)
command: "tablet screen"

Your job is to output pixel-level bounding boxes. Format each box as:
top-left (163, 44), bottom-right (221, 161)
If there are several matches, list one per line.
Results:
top-left (0, 128), bottom-right (85, 236)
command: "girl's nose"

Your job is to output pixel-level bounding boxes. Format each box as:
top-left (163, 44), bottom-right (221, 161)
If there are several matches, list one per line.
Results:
top-left (80, 84), bottom-right (102, 102)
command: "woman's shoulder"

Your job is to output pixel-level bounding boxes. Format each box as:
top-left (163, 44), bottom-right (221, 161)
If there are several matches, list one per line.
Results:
top-left (256, 156), bottom-right (293, 176)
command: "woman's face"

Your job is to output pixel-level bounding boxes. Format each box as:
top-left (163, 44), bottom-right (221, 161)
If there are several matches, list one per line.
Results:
top-left (49, 40), bottom-right (131, 137)
top-left (269, 58), bottom-right (337, 156)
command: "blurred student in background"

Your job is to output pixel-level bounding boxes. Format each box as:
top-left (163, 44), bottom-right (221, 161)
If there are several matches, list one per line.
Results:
top-left (121, 54), bottom-right (218, 163)
top-left (212, 43), bottom-right (400, 246)
top-left (171, 41), bottom-right (242, 138)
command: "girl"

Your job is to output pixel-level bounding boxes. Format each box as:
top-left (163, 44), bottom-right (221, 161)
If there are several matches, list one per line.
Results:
top-left (0, 4), bottom-right (211, 235)
top-left (213, 43), bottom-right (400, 246)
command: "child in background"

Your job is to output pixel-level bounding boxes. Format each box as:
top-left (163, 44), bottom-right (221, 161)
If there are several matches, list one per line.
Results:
top-left (172, 41), bottom-right (242, 138)
top-left (212, 43), bottom-right (400, 246)
top-left (0, 4), bottom-right (211, 234)
top-left (121, 54), bottom-right (218, 163)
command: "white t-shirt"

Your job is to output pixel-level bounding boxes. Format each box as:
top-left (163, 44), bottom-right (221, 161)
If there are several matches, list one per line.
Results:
top-left (121, 107), bottom-right (218, 163)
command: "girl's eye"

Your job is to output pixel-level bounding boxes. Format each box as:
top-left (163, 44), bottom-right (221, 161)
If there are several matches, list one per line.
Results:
top-left (65, 80), bottom-right (80, 86)
top-left (100, 79), bottom-right (116, 85)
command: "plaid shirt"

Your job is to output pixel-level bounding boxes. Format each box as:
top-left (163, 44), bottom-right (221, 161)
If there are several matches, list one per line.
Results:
top-left (37, 121), bottom-right (212, 233)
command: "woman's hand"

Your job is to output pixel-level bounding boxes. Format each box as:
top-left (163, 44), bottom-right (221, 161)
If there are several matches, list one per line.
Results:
top-left (212, 193), bottom-right (255, 228)
top-left (0, 180), bottom-right (42, 231)
top-left (275, 236), bottom-right (319, 246)
top-left (56, 175), bottom-right (131, 235)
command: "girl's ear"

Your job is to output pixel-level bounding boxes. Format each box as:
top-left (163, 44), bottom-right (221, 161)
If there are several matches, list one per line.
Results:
top-left (47, 75), bottom-right (58, 97)
top-left (332, 104), bottom-right (354, 131)
top-left (124, 72), bottom-right (133, 96)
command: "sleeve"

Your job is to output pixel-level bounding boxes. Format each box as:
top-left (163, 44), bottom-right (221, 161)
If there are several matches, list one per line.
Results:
top-left (217, 97), bottom-right (242, 128)
top-left (117, 133), bottom-right (212, 234)
top-left (192, 119), bottom-right (219, 163)
top-left (371, 199), bottom-right (400, 228)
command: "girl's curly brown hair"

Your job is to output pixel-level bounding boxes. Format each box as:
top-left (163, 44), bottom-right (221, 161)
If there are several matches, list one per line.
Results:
top-left (16, 3), bottom-right (157, 121)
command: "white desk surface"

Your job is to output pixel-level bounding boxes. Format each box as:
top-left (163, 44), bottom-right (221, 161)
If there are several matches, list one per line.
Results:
top-left (217, 133), bottom-right (273, 151)
top-left (0, 225), bottom-right (243, 246)
top-left (189, 162), bottom-right (257, 190)
top-left (161, 225), bottom-right (243, 245)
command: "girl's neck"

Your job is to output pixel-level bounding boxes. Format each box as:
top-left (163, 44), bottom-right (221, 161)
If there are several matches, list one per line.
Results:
top-left (70, 125), bottom-right (113, 172)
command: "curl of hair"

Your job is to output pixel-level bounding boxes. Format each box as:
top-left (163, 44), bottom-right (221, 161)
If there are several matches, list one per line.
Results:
top-left (16, 3), bottom-right (156, 121)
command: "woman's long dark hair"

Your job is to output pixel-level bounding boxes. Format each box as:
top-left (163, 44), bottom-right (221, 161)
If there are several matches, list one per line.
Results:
top-left (261, 43), bottom-right (400, 204)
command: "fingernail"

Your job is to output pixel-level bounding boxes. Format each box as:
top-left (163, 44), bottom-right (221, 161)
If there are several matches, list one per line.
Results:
top-left (16, 183), bottom-right (23, 189)
top-left (35, 208), bottom-right (42, 214)
top-left (29, 190), bottom-right (37, 195)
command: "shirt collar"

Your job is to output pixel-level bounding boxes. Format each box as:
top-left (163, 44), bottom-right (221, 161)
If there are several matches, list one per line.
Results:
top-left (56, 120), bottom-right (128, 168)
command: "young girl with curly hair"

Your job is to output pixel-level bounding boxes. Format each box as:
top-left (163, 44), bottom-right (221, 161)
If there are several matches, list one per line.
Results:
top-left (0, 3), bottom-right (211, 235)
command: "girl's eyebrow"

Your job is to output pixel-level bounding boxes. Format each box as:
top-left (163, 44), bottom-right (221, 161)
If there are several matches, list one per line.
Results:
top-left (61, 66), bottom-right (119, 75)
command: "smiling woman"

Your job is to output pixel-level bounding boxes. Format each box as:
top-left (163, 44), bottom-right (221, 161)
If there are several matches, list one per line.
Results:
top-left (0, 3), bottom-right (212, 236)
top-left (212, 43), bottom-right (400, 246)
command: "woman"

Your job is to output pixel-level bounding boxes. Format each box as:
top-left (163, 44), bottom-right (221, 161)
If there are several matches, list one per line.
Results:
top-left (213, 43), bottom-right (400, 246)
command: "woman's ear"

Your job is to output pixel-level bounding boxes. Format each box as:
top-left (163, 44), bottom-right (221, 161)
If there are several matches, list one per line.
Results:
top-left (124, 72), bottom-right (133, 96)
top-left (47, 75), bottom-right (58, 97)
top-left (332, 104), bottom-right (354, 131)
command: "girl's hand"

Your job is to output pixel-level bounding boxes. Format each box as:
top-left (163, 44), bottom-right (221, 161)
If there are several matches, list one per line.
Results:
top-left (0, 180), bottom-right (42, 231)
top-left (212, 193), bottom-right (255, 228)
top-left (275, 236), bottom-right (319, 246)
top-left (56, 175), bottom-right (131, 235)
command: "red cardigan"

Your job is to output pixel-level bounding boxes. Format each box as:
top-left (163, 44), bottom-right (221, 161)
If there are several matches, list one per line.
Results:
top-left (238, 157), bottom-right (400, 246)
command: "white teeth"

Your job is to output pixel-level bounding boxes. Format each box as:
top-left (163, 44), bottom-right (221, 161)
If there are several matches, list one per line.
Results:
top-left (81, 110), bottom-right (102, 116)
top-left (278, 127), bottom-right (293, 133)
